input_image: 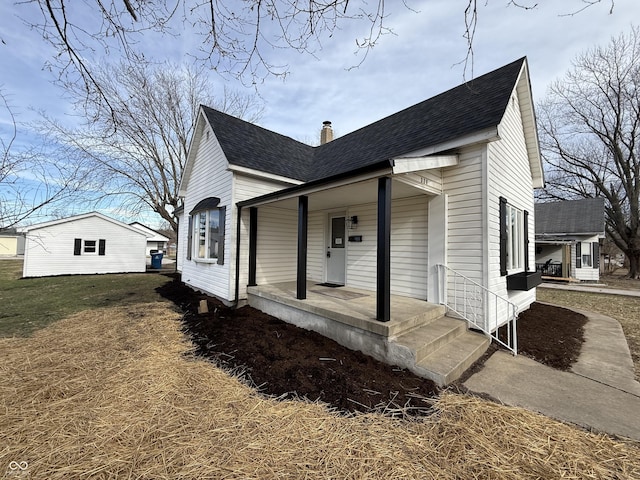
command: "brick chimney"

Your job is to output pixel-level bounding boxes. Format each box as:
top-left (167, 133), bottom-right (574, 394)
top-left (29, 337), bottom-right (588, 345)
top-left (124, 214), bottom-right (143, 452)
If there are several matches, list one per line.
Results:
top-left (320, 120), bottom-right (333, 145)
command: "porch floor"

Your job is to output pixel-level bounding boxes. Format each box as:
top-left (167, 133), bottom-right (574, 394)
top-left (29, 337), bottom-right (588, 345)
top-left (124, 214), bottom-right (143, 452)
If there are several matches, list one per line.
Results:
top-left (246, 282), bottom-right (446, 339)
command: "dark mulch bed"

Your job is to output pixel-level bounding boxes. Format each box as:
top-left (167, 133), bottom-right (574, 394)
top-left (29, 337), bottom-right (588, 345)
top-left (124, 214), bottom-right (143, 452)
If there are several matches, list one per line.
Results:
top-left (511, 302), bottom-right (587, 370)
top-left (157, 275), bottom-right (587, 416)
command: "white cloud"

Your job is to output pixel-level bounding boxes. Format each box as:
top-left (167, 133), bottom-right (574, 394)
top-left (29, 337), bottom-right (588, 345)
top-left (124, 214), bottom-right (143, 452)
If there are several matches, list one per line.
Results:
top-left (1, 0), bottom-right (636, 224)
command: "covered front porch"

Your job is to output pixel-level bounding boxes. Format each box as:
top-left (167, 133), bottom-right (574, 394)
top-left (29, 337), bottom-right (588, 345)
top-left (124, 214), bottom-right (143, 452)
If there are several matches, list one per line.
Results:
top-left (247, 282), bottom-right (490, 386)
top-left (237, 168), bottom-right (449, 322)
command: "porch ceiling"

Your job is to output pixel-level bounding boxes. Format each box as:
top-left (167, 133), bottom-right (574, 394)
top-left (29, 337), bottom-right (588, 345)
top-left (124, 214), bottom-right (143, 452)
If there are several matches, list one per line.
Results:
top-left (261, 177), bottom-right (430, 211)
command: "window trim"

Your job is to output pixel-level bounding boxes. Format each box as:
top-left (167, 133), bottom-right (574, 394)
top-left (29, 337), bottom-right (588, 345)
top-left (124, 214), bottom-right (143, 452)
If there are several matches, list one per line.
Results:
top-left (84, 239), bottom-right (97, 254)
top-left (73, 238), bottom-right (106, 256)
top-left (506, 204), bottom-right (525, 273)
top-left (576, 241), bottom-right (599, 270)
top-left (500, 197), bottom-right (525, 275)
top-left (501, 197), bottom-right (540, 291)
top-left (188, 197), bottom-right (225, 265)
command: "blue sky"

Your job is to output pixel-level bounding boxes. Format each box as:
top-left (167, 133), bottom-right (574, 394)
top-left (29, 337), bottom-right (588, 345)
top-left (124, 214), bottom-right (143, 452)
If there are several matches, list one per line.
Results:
top-left (0, 0), bottom-right (636, 225)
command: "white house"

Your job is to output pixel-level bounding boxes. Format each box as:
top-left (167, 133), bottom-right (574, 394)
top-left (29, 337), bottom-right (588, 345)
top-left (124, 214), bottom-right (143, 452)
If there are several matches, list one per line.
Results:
top-left (23, 212), bottom-right (148, 277)
top-left (176, 58), bottom-right (544, 384)
top-left (129, 222), bottom-right (170, 256)
top-left (535, 198), bottom-right (605, 282)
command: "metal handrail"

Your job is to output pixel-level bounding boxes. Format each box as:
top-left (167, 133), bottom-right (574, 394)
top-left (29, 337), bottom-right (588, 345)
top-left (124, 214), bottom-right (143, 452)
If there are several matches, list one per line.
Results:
top-left (436, 264), bottom-right (519, 355)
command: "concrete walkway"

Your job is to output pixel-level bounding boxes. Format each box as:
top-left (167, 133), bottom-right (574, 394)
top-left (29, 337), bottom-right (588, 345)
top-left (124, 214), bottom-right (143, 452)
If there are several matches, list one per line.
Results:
top-left (464, 305), bottom-right (640, 441)
top-left (540, 281), bottom-right (640, 297)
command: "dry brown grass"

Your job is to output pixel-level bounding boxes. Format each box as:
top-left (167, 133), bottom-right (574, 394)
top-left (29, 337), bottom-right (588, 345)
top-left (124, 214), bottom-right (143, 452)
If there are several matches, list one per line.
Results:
top-left (600, 270), bottom-right (640, 291)
top-left (537, 286), bottom-right (640, 381)
top-left (1, 302), bottom-right (639, 479)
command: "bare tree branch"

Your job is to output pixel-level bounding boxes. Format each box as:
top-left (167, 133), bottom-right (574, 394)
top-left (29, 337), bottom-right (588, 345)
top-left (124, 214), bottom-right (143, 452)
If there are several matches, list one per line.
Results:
top-left (1, 89), bottom-right (91, 228)
top-left (36, 61), bottom-right (264, 231)
top-left (539, 25), bottom-right (640, 278)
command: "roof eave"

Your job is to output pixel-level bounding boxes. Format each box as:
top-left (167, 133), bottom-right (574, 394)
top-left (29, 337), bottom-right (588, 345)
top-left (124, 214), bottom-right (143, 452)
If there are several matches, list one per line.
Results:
top-left (514, 59), bottom-right (545, 189)
top-left (237, 161), bottom-right (393, 208)
top-left (179, 107), bottom-right (210, 197)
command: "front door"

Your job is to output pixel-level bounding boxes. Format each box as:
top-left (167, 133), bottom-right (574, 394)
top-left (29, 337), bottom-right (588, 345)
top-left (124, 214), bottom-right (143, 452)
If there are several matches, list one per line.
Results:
top-left (327, 215), bottom-right (346, 285)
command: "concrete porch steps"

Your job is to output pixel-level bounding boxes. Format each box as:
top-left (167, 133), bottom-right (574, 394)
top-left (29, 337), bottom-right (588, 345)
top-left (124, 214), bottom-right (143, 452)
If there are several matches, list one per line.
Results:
top-left (392, 316), bottom-right (490, 386)
top-left (247, 282), bottom-right (490, 388)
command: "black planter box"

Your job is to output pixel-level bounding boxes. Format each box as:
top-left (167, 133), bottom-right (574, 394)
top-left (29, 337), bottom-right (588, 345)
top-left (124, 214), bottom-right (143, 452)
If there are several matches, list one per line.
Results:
top-left (507, 271), bottom-right (542, 291)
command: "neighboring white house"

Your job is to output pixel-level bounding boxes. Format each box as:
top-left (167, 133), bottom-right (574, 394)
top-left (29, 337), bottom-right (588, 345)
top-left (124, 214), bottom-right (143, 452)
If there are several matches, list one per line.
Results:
top-left (176, 58), bottom-right (544, 383)
top-left (129, 222), bottom-right (170, 256)
top-left (535, 198), bottom-right (606, 282)
top-left (23, 212), bottom-right (148, 277)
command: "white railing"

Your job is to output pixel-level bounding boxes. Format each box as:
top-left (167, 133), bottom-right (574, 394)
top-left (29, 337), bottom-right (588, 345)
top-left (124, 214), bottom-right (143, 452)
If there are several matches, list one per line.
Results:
top-left (436, 264), bottom-right (519, 355)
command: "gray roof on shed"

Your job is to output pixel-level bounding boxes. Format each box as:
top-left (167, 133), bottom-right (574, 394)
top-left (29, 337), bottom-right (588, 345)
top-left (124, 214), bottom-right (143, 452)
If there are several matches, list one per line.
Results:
top-left (535, 198), bottom-right (605, 236)
top-left (201, 57), bottom-right (528, 183)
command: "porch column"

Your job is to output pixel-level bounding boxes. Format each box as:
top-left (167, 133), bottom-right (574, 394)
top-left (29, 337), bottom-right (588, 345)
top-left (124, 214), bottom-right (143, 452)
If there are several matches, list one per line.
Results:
top-left (297, 195), bottom-right (308, 300)
top-left (248, 207), bottom-right (258, 287)
top-left (377, 177), bottom-right (391, 322)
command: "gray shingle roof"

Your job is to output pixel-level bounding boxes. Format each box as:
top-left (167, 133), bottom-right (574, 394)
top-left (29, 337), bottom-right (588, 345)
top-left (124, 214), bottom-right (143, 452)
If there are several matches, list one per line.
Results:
top-left (203, 57), bottom-right (527, 183)
top-left (535, 198), bottom-right (605, 236)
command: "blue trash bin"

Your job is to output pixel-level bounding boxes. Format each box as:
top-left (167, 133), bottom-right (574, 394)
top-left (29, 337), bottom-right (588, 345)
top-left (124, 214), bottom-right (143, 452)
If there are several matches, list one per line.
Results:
top-left (150, 252), bottom-right (163, 269)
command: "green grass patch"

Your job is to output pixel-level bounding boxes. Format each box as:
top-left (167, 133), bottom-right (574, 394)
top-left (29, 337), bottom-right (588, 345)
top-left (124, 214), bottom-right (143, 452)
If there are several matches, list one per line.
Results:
top-left (0, 259), bottom-right (172, 337)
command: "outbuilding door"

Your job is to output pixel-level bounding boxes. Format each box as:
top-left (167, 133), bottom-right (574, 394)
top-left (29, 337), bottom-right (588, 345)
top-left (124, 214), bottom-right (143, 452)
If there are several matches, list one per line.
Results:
top-left (326, 214), bottom-right (346, 285)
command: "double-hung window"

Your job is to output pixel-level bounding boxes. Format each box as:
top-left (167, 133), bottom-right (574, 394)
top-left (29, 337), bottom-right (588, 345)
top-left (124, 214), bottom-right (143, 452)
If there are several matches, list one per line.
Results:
top-left (187, 197), bottom-right (225, 265)
top-left (500, 197), bottom-right (539, 291)
top-left (506, 204), bottom-right (524, 272)
top-left (499, 197), bottom-right (528, 276)
top-left (576, 242), bottom-right (599, 269)
top-left (196, 209), bottom-right (221, 259)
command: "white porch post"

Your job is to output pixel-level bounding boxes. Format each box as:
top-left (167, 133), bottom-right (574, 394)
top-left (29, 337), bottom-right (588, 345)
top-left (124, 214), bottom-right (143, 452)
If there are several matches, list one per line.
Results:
top-left (428, 194), bottom-right (448, 303)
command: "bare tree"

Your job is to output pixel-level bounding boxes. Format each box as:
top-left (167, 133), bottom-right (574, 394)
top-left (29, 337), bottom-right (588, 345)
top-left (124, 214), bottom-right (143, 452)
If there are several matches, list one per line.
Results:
top-left (18, 0), bottom-right (390, 116)
top-left (1, 90), bottom-right (88, 228)
top-left (538, 25), bottom-right (640, 278)
top-left (39, 61), bottom-right (263, 232)
top-left (14, 1), bottom-right (618, 111)
top-left (461, 0), bottom-right (615, 78)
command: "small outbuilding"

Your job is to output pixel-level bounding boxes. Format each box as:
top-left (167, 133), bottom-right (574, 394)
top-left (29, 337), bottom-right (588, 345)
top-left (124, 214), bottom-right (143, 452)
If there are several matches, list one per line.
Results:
top-left (0, 228), bottom-right (25, 256)
top-left (23, 212), bottom-right (148, 277)
top-left (129, 222), bottom-right (170, 256)
top-left (535, 198), bottom-right (605, 282)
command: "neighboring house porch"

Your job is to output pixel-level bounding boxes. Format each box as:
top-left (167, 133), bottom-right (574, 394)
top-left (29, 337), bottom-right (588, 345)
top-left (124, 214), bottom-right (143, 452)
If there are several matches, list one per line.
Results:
top-left (535, 198), bottom-right (605, 282)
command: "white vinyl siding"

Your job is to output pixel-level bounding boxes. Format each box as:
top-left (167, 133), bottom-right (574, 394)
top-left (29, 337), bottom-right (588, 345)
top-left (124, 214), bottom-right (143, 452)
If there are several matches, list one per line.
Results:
top-left (307, 211), bottom-right (325, 282)
top-left (344, 203), bottom-right (377, 291)
top-left (572, 236), bottom-right (600, 281)
top-left (255, 206), bottom-right (297, 284)
top-left (442, 149), bottom-right (484, 286)
top-left (234, 173), bottom-right (299, 299)
top-left (175, 210), bottom-right (185, 272)
top-left (23, 215), bottom-right (147, 277)
top-left (344, 195), bottom-right (428, 299)
top-left (234, 174), bottom-right (294, 202)
top-left (179, 127), bottom-right (234, 300)
top-left (390, 196), bottom-right (429, 298)
top-left (487, 90), bottom-right (537, 320)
